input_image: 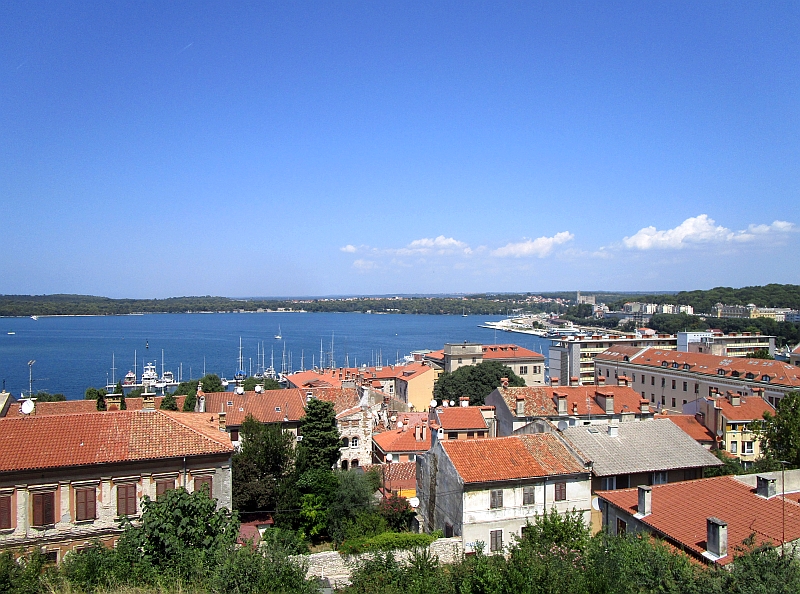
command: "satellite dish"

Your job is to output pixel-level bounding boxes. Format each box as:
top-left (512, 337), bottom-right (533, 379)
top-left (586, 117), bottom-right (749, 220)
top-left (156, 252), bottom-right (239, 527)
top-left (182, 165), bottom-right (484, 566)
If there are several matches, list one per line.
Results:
top-left (449, 400), bottom-right (455, 407)
top-left (408, 497), bottom-right (420, 508)
top-left (396, 421), bottom-right (403, 430)
top-left (254, 385), bottom-right (263, 393)
top-left (443, 401), bottom-right (449, 407)
top-left (592, 497), bottom-right (601, 511)
top-left (390, 415), bottom-right (397, 422)
top-left (20, 399), bottom-right (34, 415)
top-left (557, 420), bottom-right (568, 432)
top-left (386, 453), bottom-right (394, 462)
top-left (235, 386), bottom-right (244, 395)
top-left (429, 399), bottom-right (438, 408)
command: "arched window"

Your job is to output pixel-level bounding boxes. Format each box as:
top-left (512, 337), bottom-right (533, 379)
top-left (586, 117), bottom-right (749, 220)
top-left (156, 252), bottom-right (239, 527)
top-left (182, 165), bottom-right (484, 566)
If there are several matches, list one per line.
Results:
top-left (341, 437), bottom-right (349, 448)
top-left (351, 436), bottom-right (359, 448)
top-left (351, 460), bottom-right (359, 468)
top-left (341, 460), bottom-right (348, 470)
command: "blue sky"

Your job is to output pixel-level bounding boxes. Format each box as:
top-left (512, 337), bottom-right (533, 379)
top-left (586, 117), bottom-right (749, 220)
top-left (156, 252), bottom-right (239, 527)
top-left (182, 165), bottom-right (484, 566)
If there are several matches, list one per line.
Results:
top-left (1, 2), bottom-right (798, 298)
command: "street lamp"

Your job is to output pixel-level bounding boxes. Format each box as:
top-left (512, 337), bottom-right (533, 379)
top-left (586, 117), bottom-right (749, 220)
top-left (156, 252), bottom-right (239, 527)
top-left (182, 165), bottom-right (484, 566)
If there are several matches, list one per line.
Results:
top-left (28, 360), bottom-right (35, 398)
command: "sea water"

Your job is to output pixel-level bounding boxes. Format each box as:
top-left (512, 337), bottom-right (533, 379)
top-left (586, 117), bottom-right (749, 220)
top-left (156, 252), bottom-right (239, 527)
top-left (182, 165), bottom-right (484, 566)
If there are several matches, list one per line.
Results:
top-left (0, 312), bottom-right (551, 399)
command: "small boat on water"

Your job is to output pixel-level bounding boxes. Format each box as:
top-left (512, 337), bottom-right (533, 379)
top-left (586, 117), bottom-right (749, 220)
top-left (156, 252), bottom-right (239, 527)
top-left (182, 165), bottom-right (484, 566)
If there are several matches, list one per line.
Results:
top-left (274, 325), bottom-right (282, 340)
top-left (30, 316), bottom-right (38, 321)
top-left (123, 370), bottom-right (136, 385)
top-left (7, 332), bottom-right (15, 335)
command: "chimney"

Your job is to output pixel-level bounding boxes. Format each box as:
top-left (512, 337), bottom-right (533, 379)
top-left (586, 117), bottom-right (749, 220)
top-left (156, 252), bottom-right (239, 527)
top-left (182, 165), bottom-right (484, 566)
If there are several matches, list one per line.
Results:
top-left (572, 402), bottom-right (578, 415)
top-left (570, 376), bottom-right (579, 387)
top-left (556, 393), bottom-right (567, 416)
top-left (596, 391), bottom-right (614, 415)
top-left (218, 411), bottom-right (227, 432)
top-left (550, 377), bottom-right (559, 388)
top-left (460, 396), bottom-right (469, 407)
top-left (143, 395), bottom-right (155, 411)
top-left (706, 517), bottom-right (728, 558)
top-left (640, 399), bottom-right (650, 414)
top-left (196, 395), bottom-right (206, 413)
top-left (756, 475), bottom-right (776, 498)
top-left (516, 395), bottom-right (525, 417)
top-left (415, 424), bottom-right (422, 441)
top-left (421, 420), bottom-right (427, 442)
top-left (607, 421), bottom-right (619, 437)
top-left (106, 395), bottom-right (121, 411)
top-left (597, 375), bottom-right (606, 386)
top-left (637, 486), bottom-right (652, 516)
top-left (500, 377), bottom-right (509, 388)
top-left (617, 375), bottom-right (629, 387)
top-left (727, 391), bottom-right (741, 407)
top-left (402, 417), bottom-right (409, 432)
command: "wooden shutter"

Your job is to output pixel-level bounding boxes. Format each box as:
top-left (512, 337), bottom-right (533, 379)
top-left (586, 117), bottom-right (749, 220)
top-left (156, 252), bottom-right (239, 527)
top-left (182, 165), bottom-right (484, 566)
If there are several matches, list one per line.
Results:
top-left (76, 488), bottom-right (86, 521)
top-left (0, 495), bottom-right (11, 529)
top-left (76, 488), bottom-right (96, 521)
top-left (156, 480), bottom-right (173, 497)
top-left (554, 482), bottom-right (567, 501)
top-left (117, 484), bottom-right (136, 516)
top-left (33, 493), bottom-right (43, 526)
top-left (43, 492), bottom-right (55, 525)
top-left (194, 477), bottom-right (212, 496)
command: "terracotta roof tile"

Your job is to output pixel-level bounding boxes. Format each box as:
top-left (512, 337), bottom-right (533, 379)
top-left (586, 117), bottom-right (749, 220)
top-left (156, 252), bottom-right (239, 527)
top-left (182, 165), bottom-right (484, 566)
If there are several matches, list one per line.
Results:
top-left (494, 385), bottom-right (646, 417)
top-left (0, 410), bottom-right (232, 473)
top-left (436, 407), bottom-right (488, 431)
top-left (2, 395), bottom-right (188, 417)
top-left (663, 414), bottom-right (716, 443)
top-left (373, 424), bottom-right (432, 454)
top-left (481, 344), bottom-right (545, 361)
top-left (598, 475), bottom-right (800, 565)
top-left (441, 434), bottom-right (587, 484)
top-left (362, 461), bottom-right (417, 491)
top-left (198, 389), bottom-right (307, 426)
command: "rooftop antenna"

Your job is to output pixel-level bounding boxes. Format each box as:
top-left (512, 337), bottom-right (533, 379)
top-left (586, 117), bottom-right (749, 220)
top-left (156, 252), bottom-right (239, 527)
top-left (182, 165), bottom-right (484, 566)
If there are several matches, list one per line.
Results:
top-left (27, 360), bottom-right (35, 397)
top-left (301, 349), bottom-right (305, 372)
top-left (111, 353), bottom-right (116, 385)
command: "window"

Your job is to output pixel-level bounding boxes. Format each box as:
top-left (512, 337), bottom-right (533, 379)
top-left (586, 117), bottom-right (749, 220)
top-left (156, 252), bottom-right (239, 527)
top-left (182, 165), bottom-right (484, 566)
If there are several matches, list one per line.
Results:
top-left (554, 482), bottom-right (567, 501)
top-left (477, 431), bottom-right (486, 438)
top-left (341, 437), bottom-right (349, 448)
top-left (671, 398), bottom-right (676, 408)
top-left (408, 454), bottom-right (416, 462)
top-left (457, 358), bottom-right (462, 364)
top-left (448, 432), bottom-right (457, 439)
top-left (661, 378), bottom-right (666, 387)
top-left (445, 523), bottom-right (454, 538)
top-left (671, 380), bottom-right (676, 389)
top-left (490, 489), bottom-right (503, 509)
top-left (117, 484), bottom-right (137, 517)
top-left (0, 495), bottom-right (11, 529)
top-left (194, 477), bottom-right (212, 496)
top-left (472, 357), bottom-right (477, 363)
top-left (661, 395), bottom-right (666, 405)
top-left (75, 487), bottom-right (96, 521)
top-left (743, 441), bottom-right (754, 455)
top-left (341, 460), bottom-right (348, 470)
top-left (351, 460), bottom-right (359, 468)
top-left (600, 476), bottom-right (616, 490)
top-left (156, 480), bottom-right (175, 497)
top-left (523, 486), bottom-right (535, 505)
top-left (694, 383), bottom-right (699, 394)
top-left (616, 518), bottom-right (627, 536)
top-left (230, 429), bottom-right (239, 442)
top-left (351, 437), bottom-right (359, 448)
top-left (651, 394), bottom-right (655, 402)
top-left (729, 441), bottom-right (738, 454)
top-left (519, 366), bottom-right (528, 375)
top-left (32, 492), bottom-right (55, 527)
top-left (683, 382), bottom-right (687, 392)
top-left (651, 377), bottom-right (655, 385)
top-left (652, 471), bottom-right (668, 485)
top-left (489, 529), bottom-right (503, 552)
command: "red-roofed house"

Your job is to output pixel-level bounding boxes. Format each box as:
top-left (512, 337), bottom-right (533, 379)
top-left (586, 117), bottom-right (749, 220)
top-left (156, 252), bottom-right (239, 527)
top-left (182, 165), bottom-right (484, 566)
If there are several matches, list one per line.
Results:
top-left (417, 434), bottom-right (591, 553)
top-left (0, 409), bottom-right (233, 562)
top-left (424, 343), bottom-right (545, 386)
top-left (432, 403), bottom-right (491, 440)
top-left (598, 472), bottom-right (800, 565)
top-left (372, 417), bottom-right (432, 464)
top-left (485, 382), bottom-right (654, 436)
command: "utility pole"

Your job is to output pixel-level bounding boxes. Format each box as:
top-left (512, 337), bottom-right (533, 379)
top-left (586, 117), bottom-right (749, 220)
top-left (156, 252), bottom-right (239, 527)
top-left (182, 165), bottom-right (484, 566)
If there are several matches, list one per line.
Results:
top-left (28, 360), bottom-right (35, 397)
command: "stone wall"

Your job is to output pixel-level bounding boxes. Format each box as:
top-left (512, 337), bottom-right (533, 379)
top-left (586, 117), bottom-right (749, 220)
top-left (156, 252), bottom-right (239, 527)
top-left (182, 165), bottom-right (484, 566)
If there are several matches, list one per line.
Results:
top-left (296, 537), bottom-right (463, 588)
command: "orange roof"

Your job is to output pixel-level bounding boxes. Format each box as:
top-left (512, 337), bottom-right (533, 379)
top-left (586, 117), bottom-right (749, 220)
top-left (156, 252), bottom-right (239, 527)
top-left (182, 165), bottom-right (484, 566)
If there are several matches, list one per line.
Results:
top-left (598, 475), bottom-right (800, 565)
top-left (663, 414), bottom-right (716, 443)
top-left (596, 347), bottom-right (800, 389)
top-left (198, 389), bottom-right (307, 426)
top-left (312, 387), bottom-right (361, 415)
top-left (481, 344), bottom-right (545, 361)
top-left (362, 461), bottom-right (417, 491)
top-left (0, 410), bottom-right (232, 473)
top-left (3, 395), bottom-right (187, 417)
top-left (436, 407), bottom-right (488, 431)
top-left (286, 363), bottom-right (431, 389)
top-left (712, 393), bottom-right (774, 422)
top-left (373, 424), bottom-right (432, 454)
top-left (441, 434), bottom-right (587, 484)
top-left (493, 385), bottom-right (647, 417)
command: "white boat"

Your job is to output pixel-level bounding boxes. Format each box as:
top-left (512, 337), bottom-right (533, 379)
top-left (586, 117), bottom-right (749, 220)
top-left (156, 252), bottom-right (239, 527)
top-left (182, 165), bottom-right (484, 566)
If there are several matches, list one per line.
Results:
top-left (161, 370), bottom-right (175, 384)
top-left (141, 362), bottom-right (158, 388)
top-left (274, 325), bottom-right (282, 340)
top-left (30, 316), bottom-right (38, 321)
top-left (7, 332), bottom-right (14, 335)
top-left (123, 370), bottom-right (136, 385)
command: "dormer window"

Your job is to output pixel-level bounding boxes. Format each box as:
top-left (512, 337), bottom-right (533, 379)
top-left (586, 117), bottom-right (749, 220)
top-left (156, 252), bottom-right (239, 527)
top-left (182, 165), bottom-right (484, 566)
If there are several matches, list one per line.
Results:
top-left (662, 361), bottom-right (668, 367)
top-left (746, 372), bottom-right (755, 380)
top-left (672, 362), bottom-right (679, 369)
top-left (623, 356), bottom-right (629, 362)
top-left (731, 371), bottom-right (740, 378)
top-left (761, 375), bottom-right (771, 383)
top-left (683, 364), bottom-right (690, 370)
top-left (717, 369), bottom-right (726, 376)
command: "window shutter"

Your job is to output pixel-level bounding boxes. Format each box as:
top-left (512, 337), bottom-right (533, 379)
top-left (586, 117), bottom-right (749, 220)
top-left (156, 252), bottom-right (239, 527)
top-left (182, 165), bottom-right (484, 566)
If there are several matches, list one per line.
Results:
top-left (0, 496), bottom-right (11, 529)
top-left (76, 489), bottom-right (86, 521)
top-left (117, 486), bottom-right (125, 515)
top-left (44, 492), bottom-right (54, 525)
top-left (126, 486), bottom-right (136, 515)
top-left (194, 477), bottom-right (212, 496)
top-left (33, 493), bottom-right (43, 526)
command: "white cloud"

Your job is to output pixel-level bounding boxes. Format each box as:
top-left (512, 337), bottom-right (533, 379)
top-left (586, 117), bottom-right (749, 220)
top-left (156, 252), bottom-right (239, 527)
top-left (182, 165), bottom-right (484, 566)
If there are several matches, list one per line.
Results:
top-left (623, 215), bottom-right (795, 250)
top-left (491, 231), bottom-right (574, 258)
top-left (340, 244), bottom-right (357, 253)
top-left (395, 235), bottom-right (472, 256)
top-left (352, 259), bottom-right (375, 271)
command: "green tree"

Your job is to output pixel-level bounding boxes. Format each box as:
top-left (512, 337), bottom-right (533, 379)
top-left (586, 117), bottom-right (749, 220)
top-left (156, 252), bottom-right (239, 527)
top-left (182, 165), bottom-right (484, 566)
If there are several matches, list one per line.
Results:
top-left (378, 494), bottom-right (415, 532)
top-left (160, 392), bottom-right (178, 411)
top-left (232, 416), bottom-right (297, 513)
top-left (297, 398), bottom-right (341, 472)
top-left (243, 376), bottom-right (282, 391)
top-left (434, 360), bottom-right (525, 406)
top-left (113, 381), bottom-right (126, 410)
top-left (750, 348), bottom-right (775, 360)
top-left (31, 391), bottom-right (66, 402)
top-left (756, 391), bottom-right (800, 468)
top-left (85, 387), bottom-right (108, 411)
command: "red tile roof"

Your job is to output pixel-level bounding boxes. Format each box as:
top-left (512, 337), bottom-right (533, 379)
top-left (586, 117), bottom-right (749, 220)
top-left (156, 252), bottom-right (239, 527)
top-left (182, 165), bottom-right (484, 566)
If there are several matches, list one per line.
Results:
top-left (362, 461), bottom-right (418, 491)
top-left (0, 410), bottom-right (232, 473)
top-left (198, 389), bottom-right (307, 426)
top-left (373, 424), bottom-right (432, 454)
top-left (492, 385), bottom-right (647, 417)
top-left (442, 434), bottom-right (587, 484)
top-left (598, 475), bottom-right (800, 565)
top-left (436, 407), bottom-right (488, 431)
top-left (286, 363), bottom-right (432, 389)
top-left (481, 344), bottom-right (545, 361)
top-left (711, 393), bottom-right (774, 422)
top-left (3, 395), bottom-right (187, 417)
top-left (596, 347), bottom-right (800, 389)
top-left (663, 414), bottom-right (716, 443)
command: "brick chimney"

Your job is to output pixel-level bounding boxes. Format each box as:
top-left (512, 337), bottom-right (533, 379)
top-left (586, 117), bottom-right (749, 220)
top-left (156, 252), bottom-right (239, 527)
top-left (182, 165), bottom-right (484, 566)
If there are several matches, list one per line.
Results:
top-left (756, 475), bottom-right (776, 498)
top-left (500, 377), bottom-right (509, 388)
top-left (595, 391), bottom-right (615, 415)
top-left (550, 377), bottom-right (559, 388)
top-left (727, 391), bottom-right (741, 407)
top-left (421, 420), bottom-right (427, 442)
top-left (415, 423), bottom-right (422, 441)
top-left (597, 375), bottom-right (606, 386)
top-left (706, 517), bottom-right (727, 558)
top-left (196, 395), bottom-right (206, 413)
top-left (569, 376), bottom-right (580, 387)
top-left (607, 421), bottom-right (619, 437)
top-left (460, 396), bottom-right (469, 407)
top-left (556, 393), bottom-right (567, 415)
top-left (106, 395), bottom-right (121, 411)
top-left (218, 411), bottom-right (227, 432)
top-left (640, 399), bottom-right (650, 414)
top-left (638, 485), bottom-right (652, 516)
top-left (617, 375), bottom-right (629, 387)
top-left (402, 417), bottom-right (409, 432)
top-left (143, 395), bottom-right (155, 411)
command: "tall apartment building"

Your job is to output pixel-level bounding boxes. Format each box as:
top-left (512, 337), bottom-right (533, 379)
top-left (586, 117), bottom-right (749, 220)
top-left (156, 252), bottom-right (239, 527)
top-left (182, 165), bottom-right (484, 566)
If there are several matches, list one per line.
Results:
top-left (550, 331), bottom-right (776, 387)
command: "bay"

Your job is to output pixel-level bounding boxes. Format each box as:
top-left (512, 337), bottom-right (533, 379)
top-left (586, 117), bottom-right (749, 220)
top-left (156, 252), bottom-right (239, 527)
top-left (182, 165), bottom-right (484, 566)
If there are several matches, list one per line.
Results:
top-left (0, 313), bottom-right (551, 399)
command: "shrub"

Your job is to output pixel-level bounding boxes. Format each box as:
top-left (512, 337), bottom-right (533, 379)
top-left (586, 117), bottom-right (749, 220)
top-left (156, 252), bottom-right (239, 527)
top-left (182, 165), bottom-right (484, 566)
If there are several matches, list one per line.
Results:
top-left (338, 532), bottom-right (436, 555)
